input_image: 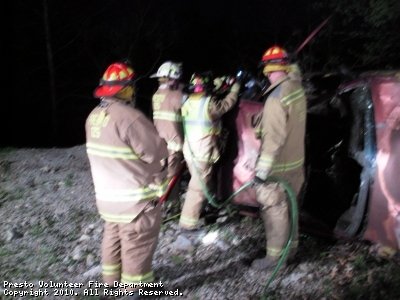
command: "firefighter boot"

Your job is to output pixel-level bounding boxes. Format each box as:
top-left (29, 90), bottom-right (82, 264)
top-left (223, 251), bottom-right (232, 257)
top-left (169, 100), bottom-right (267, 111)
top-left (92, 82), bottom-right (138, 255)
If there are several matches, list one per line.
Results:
top-left (251, 256), bottom-right (283, 271)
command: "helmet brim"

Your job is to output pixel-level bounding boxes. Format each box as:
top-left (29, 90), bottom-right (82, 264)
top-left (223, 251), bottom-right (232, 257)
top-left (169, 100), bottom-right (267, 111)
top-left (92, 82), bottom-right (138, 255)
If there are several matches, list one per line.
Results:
top-left (259, 59), bottom-right (289, 68)
top-left (93, 85), bottom-right (124, 98)
top-left (149, 73), bottom-right (159, 78)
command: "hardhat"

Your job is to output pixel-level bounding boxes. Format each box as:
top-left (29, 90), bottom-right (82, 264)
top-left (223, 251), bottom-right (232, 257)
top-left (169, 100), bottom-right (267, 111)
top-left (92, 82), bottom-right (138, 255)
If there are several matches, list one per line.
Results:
top-left (189, 72), bottom-right (212, 93)
top-left (150, 61), bottom-right (182, 79)
top-left (94, 62), bottom-right (136, 98)
top-left (260, 45), bottom-right (289, 66)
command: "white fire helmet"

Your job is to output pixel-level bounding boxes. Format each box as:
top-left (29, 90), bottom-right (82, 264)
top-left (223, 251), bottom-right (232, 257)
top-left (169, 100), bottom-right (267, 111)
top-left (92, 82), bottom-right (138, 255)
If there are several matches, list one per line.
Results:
top-left (150, 61), bottom-right (182, 79)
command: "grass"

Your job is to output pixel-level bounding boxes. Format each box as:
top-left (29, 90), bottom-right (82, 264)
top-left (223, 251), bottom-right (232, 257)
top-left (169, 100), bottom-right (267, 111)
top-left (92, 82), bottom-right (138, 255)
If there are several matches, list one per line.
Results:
top-left (86, 212), bottom-right (98, 223)
top-left (160, 223), bottom-right (167, 232)
top-left (220, 229), bottom-right (232, 242)
top-left (240, 216), bottom-right (254, 224)
top-left (0, 147), bottom-right (15, 154)
top-left (0, 245), bottom-right (30, 279)
top-left (220, 228), bottom-right (236, 243)
top-left (13, 187), bottom-right (25, 200)
top-left (1, 241), bottom-right (67, 281)
top-left (260, 290), bottom-right (283, 300)
top-left (0, 247), bottom-right (13, 257)
top-left (0, 187), bottom-right (24, 204)
top-left (31, 221), bottom-right (46, 237)
top-left (353, 254), bottom-right (367, 270)
top-left (322, 278), bottom-right (334, 295)
top-left (0, 149), bottom-right (14, 182)
top-left (0, 190), bottom-right (10, 200)
top-left (171, 255), bottom-right (185, 264)
top-left (70, 228), bottom-right (80, 240)
top-left (313, 242), bottom-right (400, 300)
top-left (65, 173), bottom-right (74, 187)
top-left (0, 159), bottom-right (12, 172)
top-left (206, 223), bottom-right (219, 232)
top-left (38, 245), bottom-right (61, 264)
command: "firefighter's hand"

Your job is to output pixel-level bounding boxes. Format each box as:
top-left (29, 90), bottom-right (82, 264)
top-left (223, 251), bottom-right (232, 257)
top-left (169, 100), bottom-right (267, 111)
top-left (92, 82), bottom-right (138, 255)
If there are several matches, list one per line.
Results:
top-left (152, 158), bottom-right (168, 185)
top-left (252, 171), bottom-right (269, 185)
top-left (213, 77), bottom-right (224, 91)
top-left (230, 82), bottom-right (241, 94)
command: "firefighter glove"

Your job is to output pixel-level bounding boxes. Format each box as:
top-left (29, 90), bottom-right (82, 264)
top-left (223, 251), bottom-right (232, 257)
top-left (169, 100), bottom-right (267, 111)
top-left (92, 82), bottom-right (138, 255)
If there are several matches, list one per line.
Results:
top-left (213, 77), bottom-right (224, 91)
top-left (253, 170), bottom-right (269, 185)
top-left (230, 82), bottom-right (241, 93)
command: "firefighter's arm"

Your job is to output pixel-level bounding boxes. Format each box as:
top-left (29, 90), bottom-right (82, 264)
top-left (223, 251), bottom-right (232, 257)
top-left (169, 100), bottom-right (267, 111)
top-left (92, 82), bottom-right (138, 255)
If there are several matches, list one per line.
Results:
top-left (126, 115), bottom-right (168, 183)
top-left (173, 89), bottom-right (185, 111)
top-left (208, 83), bottom-right (240, 121)
top-left (254, 96), bottom-right (288, 181)
top-left (252, 111), bottom-right (263, 139)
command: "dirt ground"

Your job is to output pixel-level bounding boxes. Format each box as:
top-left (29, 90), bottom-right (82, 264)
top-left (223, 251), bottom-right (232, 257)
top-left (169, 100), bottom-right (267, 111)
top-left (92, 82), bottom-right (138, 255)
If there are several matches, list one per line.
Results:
top-left (1, 146), bottom-right (399, 300)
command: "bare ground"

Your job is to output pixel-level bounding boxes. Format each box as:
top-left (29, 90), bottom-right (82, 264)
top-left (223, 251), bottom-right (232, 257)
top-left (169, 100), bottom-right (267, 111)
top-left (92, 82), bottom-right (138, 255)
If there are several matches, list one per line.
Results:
top-left (0, 146), bottom-right (399, 300)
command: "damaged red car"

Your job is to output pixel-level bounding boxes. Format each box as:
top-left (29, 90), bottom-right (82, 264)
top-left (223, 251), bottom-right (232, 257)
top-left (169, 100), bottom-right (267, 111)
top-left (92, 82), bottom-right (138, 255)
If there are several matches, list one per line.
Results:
top-left (224, 71), bottom-right (400, 257)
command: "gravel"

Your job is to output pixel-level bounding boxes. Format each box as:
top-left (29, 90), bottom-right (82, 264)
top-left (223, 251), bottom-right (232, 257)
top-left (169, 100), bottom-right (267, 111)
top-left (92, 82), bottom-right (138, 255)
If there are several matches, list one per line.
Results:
top-left (0, 146), bottom-right (399, 300)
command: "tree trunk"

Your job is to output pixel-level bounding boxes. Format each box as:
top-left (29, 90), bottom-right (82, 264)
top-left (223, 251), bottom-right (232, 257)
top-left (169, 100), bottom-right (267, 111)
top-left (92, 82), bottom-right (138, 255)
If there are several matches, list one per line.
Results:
top-left (43, 0), bottom-right (58, 145)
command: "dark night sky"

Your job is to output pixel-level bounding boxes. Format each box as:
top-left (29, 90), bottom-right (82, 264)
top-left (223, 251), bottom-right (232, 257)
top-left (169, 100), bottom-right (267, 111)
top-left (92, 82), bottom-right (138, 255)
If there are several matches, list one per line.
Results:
top-left (6, 0), bottom-right (399, 148)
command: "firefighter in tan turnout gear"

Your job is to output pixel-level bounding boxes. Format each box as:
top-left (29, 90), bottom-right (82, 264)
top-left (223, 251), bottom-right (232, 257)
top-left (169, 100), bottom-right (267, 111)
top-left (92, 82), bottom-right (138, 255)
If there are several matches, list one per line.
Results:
top-left (150, 61), bottom-right (185, 181)
top-left (85, 62), bottom-right (168, 297)
top-left (251, 46), bottom-right (306, 270)
top-left (179, 72), bottom-right (240, 235)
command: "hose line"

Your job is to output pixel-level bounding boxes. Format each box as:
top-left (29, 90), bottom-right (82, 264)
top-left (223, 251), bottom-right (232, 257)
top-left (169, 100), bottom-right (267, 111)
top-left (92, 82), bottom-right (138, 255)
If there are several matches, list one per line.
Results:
top-left (260, 176), bottom-right (298, 300)
top-left (187, 142), bottom-right (297, 299)
top-left (176, 116), bottom-right (298, 299)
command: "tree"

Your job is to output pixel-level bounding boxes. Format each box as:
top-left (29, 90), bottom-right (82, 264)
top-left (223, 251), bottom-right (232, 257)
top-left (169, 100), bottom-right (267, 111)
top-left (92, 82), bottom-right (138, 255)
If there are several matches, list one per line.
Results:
top-left (11, 0), bottom-right (180, 147)
top-left (43, 0), bottom-right (57, 143)
top-left (302, 0), bottom-right (400, 72)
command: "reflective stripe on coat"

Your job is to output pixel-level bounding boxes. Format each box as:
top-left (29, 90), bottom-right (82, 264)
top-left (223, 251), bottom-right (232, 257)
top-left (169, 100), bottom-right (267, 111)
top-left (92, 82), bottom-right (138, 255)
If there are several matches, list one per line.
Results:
top-left (85, 98), bottom-right (168, 223)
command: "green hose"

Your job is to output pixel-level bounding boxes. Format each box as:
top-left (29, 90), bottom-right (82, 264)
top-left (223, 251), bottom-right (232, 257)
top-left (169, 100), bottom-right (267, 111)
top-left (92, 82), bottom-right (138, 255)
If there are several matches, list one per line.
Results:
top-left (180, 116), bottom-right (298, 299)
top-left (259, 176), bottom-right (298, 300)
top-left (188, 150), bottom-right (297, 299)
top-left (183, 119), bottom-right (253, 209)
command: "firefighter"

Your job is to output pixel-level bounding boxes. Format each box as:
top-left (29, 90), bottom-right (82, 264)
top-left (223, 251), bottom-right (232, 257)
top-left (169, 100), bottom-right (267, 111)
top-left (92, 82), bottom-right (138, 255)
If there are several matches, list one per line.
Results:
top-left (149, 61), bottom-right (185, 179)
top-left (251, 46), bottom-right (306, 270)
top-left (178, 72), bottom-right (241, 236)
top-left (85, 61), bottom-right (168, 297)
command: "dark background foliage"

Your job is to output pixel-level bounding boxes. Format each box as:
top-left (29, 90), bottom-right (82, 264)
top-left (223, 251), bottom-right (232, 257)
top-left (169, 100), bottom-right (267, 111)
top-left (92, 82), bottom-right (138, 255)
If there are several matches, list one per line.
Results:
top-left (7, 0), bottom-right (400, 148)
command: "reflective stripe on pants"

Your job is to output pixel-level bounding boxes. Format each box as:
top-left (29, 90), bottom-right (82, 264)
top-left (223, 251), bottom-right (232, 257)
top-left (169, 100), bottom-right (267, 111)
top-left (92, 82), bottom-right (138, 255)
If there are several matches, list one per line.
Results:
top-left (179, 160), bottom-right (214, 229)
top-left (101, 203), bottom-right (162, 287)
top-left (255, 168), bottom-right (304, 257)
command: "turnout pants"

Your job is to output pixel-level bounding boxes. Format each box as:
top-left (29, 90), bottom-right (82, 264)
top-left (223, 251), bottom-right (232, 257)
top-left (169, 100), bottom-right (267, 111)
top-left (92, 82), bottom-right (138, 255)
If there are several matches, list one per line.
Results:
top-left (255, 168), bottom-right (304, 258)
top-left (167, 150), bottom-right (183, 178)
top-left (179, 160), bottom-right (214, 229)
top-left (167, 150), bottom-right (184, 202)
top-left (101, 203), bottom-right (162, 288)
